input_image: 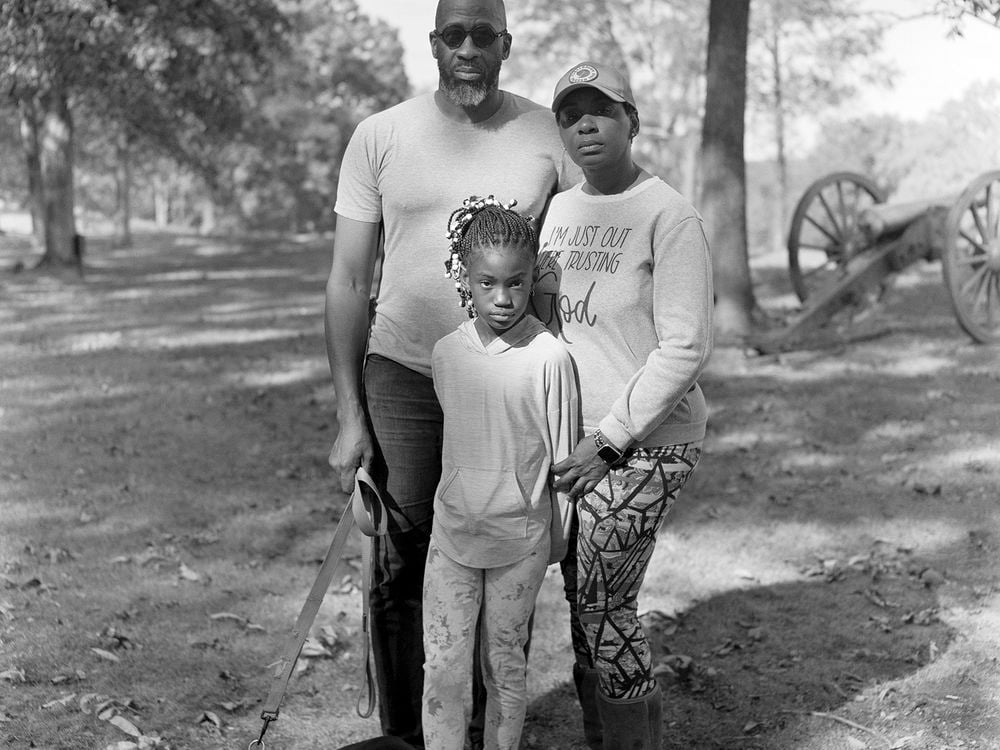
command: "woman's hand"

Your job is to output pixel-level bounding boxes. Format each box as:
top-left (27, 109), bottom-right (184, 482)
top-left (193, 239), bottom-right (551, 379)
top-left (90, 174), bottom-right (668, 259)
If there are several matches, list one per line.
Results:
top-left (552, 435), bottom-right (613, 498)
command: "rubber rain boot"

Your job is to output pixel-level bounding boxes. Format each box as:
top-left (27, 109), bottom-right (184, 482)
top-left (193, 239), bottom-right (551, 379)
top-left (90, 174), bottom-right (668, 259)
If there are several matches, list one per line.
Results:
top-left (596, 684), bottom-right (663, 750)
top-left (572, 663), bottom-right (603, 749)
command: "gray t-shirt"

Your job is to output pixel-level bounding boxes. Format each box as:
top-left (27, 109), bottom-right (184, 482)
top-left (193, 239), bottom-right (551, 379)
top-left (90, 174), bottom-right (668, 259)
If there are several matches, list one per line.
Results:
top-left (335, 91), bottom-right (574, 377)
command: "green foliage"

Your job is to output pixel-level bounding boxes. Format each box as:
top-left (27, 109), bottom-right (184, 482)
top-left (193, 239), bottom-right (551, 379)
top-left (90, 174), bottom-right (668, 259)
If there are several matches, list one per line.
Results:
top-left (0, 0), bottom-right (408, 234)
top-left (747, 0), bottom-right (895, 156)
top-left (219, 0), bottom-right (409, 232)
top-left (0, 0), bottom-right (289, 172)
top-left (802, 80), bottom-right (1000, 201)
top-left (936, 0), bottom-right (1000, 31)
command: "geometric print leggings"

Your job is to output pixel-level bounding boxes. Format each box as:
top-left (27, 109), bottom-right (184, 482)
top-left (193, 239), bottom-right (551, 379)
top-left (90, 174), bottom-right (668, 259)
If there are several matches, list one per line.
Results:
top-left (560, 442), bottom-right (701, 700)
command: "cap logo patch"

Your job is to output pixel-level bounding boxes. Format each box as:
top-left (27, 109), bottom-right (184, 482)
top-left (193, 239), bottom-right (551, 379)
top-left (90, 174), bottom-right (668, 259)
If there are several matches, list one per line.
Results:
top-left (568, 64), bottom-right (598, 84)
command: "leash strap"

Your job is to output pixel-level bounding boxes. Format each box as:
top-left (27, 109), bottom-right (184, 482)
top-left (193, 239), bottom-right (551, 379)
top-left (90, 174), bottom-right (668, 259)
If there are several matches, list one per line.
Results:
top-left (255, 467), bottom-right (387, 746)
top-left (258, 501), bottom-right (356, 723)
top-left (352, 466), bottom-right (383, 718)
top-left (355, 536), bottom-right (377, 718)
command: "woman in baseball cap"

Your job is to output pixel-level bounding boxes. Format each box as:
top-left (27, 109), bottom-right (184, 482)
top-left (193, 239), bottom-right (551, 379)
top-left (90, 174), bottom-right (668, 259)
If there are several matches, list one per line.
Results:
top-left (534, 61), bottom-right (715, 749)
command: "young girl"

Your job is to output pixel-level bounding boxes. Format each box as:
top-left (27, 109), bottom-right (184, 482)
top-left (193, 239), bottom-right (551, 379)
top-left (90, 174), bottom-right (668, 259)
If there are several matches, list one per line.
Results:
top-left (422, 196), bottom-right (579, 750)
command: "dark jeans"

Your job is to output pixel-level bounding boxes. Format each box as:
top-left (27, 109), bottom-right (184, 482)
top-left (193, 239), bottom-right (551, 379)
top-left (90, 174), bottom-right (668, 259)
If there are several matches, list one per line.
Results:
top-left (362, 354), bottom-right (486, 749)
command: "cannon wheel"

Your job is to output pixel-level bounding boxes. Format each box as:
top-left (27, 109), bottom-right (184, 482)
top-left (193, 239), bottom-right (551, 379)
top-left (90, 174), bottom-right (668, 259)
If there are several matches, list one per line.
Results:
top-left (942, 170), bottom-right (1000, 344)
top-left (787, 172), bottom-right (887, 302)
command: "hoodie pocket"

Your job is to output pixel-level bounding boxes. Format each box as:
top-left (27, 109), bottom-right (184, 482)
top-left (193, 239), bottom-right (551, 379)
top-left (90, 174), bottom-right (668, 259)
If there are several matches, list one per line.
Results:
top-left (438, 467), bottom-right (530, 541)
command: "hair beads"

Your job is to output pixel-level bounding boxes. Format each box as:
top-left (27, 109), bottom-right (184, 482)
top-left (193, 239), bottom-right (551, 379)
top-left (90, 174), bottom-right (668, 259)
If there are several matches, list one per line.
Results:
top-left (444, 195), bottom-right (536, 318)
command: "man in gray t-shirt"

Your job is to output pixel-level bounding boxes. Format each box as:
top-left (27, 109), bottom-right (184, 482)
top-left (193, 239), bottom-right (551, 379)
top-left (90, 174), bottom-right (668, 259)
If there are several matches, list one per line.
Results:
top-left (324, 1), bottom-right (574, 747)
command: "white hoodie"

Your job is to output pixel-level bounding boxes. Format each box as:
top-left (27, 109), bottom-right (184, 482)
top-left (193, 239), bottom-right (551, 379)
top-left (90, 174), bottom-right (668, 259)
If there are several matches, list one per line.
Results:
top-left (430, 315), bottom-right (578, 568)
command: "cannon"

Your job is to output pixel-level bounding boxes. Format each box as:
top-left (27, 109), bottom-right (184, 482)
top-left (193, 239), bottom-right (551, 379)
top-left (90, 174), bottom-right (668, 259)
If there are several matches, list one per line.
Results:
top-left (751, 170), bottom-right (1000, 353)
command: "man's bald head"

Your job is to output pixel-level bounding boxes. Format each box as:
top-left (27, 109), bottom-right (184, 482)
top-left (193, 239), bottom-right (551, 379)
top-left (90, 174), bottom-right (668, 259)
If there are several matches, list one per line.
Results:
top-left (435, 0), bottom-right (506, 30)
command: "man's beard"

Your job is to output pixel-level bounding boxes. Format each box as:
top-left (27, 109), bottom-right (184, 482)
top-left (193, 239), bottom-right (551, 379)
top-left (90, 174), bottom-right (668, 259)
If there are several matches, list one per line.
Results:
top-left (438, 58), bottom-right (501, 107)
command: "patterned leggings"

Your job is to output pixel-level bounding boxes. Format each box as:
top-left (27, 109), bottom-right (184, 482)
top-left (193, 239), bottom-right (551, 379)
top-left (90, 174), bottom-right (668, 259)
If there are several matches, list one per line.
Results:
top-left (422, 538), bottom-right (550, 750)
top-left (561, 442), bottom-right (701, 700)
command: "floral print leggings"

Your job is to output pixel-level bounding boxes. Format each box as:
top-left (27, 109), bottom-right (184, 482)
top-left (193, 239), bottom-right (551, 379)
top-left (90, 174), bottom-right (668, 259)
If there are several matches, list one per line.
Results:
top-left (422, 537), bottom-right (550, 750)
top-left (561, 442), bottom-right (701, 700)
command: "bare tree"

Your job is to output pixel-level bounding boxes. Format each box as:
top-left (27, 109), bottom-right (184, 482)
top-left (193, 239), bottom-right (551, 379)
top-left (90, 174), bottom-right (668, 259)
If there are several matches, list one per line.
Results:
top-left (700, 0), bottom-right (755, 341)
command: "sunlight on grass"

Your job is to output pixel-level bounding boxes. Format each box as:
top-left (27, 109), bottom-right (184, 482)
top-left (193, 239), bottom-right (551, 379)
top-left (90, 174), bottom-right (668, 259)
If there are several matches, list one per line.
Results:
top-left (140, 268), bottom-right (304, 282)
top-left (866, 421), bottom-right (931, 440)
top-left (231, 358), bottom-right (328, 388)
top-left (878, 354), bottom-right (955, 377)
top-left (193, 243), bottom-right (244, 257)
top-left (645, 517), bottom-right (976, 616)
top-left (709, 428), bottom-right (802, 450)
top-left (935, 444), bottom-right (1000, 471)
top-left (776, 451), bottom-right (843, 469)
top-left (48, 326), bottom-right (306, 353)
top-left (202, 302), bottom-right (320, 323)
top-left (63, 330), bottom-right (125, 352)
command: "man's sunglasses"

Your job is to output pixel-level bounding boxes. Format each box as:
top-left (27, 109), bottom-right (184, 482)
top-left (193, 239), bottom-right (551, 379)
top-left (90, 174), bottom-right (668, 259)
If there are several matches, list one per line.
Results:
top-left (431, 24), bottom-right (507, 50)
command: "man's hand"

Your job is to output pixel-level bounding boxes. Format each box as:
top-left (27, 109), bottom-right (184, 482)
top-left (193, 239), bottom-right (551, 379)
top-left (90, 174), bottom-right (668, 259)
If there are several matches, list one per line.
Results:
top-left (552, 435), bottom-right (612, 498)
top-left (328, 413), bottom-right (374, 494)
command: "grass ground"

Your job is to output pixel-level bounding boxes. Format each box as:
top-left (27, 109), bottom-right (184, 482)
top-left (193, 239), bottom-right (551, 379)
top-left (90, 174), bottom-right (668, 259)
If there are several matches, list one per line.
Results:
top-left (1, 231), bottom-right (997, 749)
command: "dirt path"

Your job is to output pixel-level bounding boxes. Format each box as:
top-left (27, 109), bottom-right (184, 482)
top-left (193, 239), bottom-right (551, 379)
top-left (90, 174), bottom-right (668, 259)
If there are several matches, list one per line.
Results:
top-left (1, 233), bottom-right (997, 749)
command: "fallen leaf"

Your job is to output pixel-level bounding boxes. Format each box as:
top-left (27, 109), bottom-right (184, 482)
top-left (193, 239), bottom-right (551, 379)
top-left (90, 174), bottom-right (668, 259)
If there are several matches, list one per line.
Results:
top-left (845, 737), bottom-right (866, 749)
top-left (197, 710), bottom-right (222, 728)
top-left (746, 626), bottom-right (766, 642)
top-left (209, 612), bottom-right (247, 625)
top-left (79, 692), bottom-right (110, 714)
top-left (919, 568), bottom-right (946, 588)
top-left (91, 647), bottom-right (121, 663)
top-left (300, 635), bottom-right (335, 658)
top-left (902, 608), bottom-right (940, 626)
top-left (742, 720), bottom-right (762, 734)
top-left (0, 667), bottom-right (26, 683)
top-left (108, 714), bottom-right (142, 738)
top-left (41, 692), bottom-right (77, 709)
top-left (178, 563), bottom-right (201, 582)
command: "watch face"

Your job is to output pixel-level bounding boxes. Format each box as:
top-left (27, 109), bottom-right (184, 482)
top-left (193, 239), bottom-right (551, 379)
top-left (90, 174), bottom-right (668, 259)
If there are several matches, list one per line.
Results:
top-left (598, 445), bottom-right (622, 464)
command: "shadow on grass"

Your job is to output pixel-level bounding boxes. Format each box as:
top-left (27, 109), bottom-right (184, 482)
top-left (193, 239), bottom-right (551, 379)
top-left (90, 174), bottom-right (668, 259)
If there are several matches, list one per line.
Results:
top-left (527, 567), bottom-right (957, 750)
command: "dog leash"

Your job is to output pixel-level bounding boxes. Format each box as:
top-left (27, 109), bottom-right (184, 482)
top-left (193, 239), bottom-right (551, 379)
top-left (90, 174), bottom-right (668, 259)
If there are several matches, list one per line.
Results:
top-left (351, 467), bottom-right (386, 720)
top-left (250, 468), bottom-right (386, 749)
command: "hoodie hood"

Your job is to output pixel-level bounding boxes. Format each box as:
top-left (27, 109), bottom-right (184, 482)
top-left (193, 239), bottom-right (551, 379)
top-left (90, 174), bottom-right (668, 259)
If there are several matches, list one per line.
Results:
top-left (457, 315), bottom-right (548, 356)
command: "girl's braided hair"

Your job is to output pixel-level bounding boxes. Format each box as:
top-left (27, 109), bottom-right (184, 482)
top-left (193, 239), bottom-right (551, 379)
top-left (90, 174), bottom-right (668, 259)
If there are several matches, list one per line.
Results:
top-left (443, 195), bottom-right (537, 317)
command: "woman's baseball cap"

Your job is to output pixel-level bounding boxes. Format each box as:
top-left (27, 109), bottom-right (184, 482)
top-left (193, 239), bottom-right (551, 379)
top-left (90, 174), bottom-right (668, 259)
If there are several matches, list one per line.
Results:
top-left (551, 61), bottom-right (636, 113)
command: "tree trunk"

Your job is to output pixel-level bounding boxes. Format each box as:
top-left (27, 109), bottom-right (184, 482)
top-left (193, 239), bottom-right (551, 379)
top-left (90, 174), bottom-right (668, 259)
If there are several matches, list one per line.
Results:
top-left (18, 97), bottom-right (45, 252)
top-left (114, 132), bottom-right (133, 248)
top-left (25, 87), bottom-right (79, 269)
top-left (153, 174), bottom-right (170, 227)
top-left (769, 19), bottom-right (789, 254)
top-left (699, 0), bottom-right (755, 341)
top-left (199, 196), bottom-right (216, 235)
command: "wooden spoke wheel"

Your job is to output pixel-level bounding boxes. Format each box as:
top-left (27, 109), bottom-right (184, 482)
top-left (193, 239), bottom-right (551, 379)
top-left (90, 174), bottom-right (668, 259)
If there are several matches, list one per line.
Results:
top-left (942, 170), bottom-right (1000, 344)
top-left (787, 172), bottom-right (887, 303)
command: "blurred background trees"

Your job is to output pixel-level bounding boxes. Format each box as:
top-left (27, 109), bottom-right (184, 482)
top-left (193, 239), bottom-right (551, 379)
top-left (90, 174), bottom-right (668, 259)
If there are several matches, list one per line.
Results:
top-left (0, 0), bottom-right (407, 264)
top-left (0, 0), bottom-right (997, 336)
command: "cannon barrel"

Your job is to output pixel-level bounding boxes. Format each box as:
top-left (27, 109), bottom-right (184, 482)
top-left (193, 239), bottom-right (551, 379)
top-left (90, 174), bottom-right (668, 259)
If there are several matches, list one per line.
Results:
top-left (857, 195), bottom-right (957, 242)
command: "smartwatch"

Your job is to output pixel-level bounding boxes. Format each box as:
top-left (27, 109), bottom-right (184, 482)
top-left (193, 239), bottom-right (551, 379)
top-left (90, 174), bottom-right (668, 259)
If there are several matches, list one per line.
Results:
top-left (593, 429), bottom-right (624, 465)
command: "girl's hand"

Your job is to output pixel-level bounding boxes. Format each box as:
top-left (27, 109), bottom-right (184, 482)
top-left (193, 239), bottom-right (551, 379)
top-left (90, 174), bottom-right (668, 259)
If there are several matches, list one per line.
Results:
top-left (552, 435), bottom-right (613, 498)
